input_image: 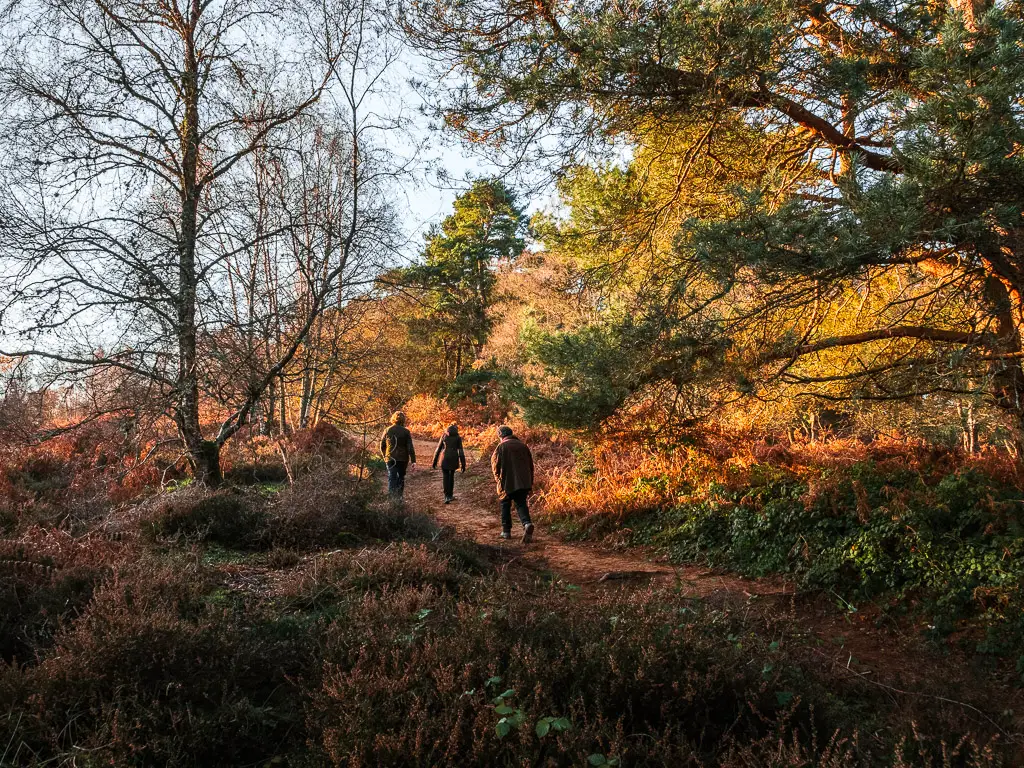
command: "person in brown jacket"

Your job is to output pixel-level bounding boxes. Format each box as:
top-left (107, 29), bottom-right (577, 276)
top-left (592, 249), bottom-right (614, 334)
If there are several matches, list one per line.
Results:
top-left (432, 424), bottom-right (466, 503)
top-left (490, 425), bottom-right (535, 542)
top-left (380, 411), bottom-right (416, 499)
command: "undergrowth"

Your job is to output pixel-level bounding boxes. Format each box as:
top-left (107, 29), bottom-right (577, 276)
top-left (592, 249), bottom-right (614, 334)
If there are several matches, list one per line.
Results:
top-left (542, 436), bottom-right (1024, 665)
top-left (0, 544), bottom-right (1007, 767)
top-left (0, 450), bottom-right (1015, 766)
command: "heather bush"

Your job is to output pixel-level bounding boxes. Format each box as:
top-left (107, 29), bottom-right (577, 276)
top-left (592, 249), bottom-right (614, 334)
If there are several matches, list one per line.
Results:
top-left (141, 487), bottom-right (269, 550)
top-left (0, 419), bottom-right (149, 527)
top-left (0, 560), bottom-right (104, 663)
top-left (279, 543), bottom-right (467, 610)
top-left (223, 460), bottom-right (291, 485)
top-left (221, 424), bottom-right (360, 486)
top-left (269, 468), bottom-right (437, 549)
top-left (0, 561), bottom-right (319, 767)
top-left (0, 528), bottom-right (140, 663)
top-left (0, 436), bottom-right (1010, 767)
top-left (0, 544), bottom-right (1006, 766)
top-left (307, 584), bottom-right (999, 767)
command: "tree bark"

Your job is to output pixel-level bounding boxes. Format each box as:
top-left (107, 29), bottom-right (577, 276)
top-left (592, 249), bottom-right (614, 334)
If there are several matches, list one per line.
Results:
top-left (278, 374), bottom-right (290, 435)
top-left (176, 7), bottom-right (219, 484)
top-left (982, 275), bottom-right (1024, 427)
top-left (299, 370), bottom-right (313, 429)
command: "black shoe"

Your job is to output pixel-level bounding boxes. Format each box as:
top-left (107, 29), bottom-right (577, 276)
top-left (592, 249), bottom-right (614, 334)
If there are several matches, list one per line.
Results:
top-left (522, 523), bottom-right (535, 544)
top-left (499, 531), bottom-right (511, 540)
top-left (444, 497), bottom-right (452, 504)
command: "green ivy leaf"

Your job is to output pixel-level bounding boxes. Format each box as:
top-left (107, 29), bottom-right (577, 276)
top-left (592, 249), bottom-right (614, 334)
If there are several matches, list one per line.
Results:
top-left (588, 755), bottom-right (607, 766)
top-left (535, 719), bottom-right (551, 737)
top-left (494, 704), bottom-right (515, 715)
top-left (552, 717), bottom-right (571, 731)
top-left (495, 720), bottom-right (511, 739)
top-left (776, 691), bottom-right (795, 706)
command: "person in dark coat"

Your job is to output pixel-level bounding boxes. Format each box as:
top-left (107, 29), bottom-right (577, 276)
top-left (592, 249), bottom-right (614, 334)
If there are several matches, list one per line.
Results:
top-left (490, 425), bottom-right (535, 543)
top-left (380, 411), bottom-right (416, 498)
top-left (432, 424), bottom-right (467, 503)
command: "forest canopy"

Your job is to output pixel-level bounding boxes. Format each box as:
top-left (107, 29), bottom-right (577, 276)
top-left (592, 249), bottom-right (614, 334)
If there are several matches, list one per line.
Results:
top-left (0, 0), bottom-right (1022, 470)
top-left (403, 0), bottom-right (1024, 445)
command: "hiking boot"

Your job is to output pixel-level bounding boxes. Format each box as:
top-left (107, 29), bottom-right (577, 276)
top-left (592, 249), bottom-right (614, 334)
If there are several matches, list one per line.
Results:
top-left (499, 531), bottom-right (511, 540)
top-left (522, 523), bottom-right (535, 544)
top-left (443, 496), bottom-right (451, 504)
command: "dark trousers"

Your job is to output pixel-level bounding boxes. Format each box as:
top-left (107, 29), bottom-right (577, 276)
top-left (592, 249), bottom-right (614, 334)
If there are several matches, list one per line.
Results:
top-left (387, 460), bottom-right (408, 496)
top-left (500, 489), bottom-right (532, 532)
top-left (442, 469), bottom-right (457, 498)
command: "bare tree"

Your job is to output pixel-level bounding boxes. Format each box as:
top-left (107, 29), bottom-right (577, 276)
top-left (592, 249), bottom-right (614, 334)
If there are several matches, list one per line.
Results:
top-left (208, 106), bottom-right (401, 435)
top-left (206, 0), bottom-right (412, 436)
top-left (0, 0), bottom-right (404, 482)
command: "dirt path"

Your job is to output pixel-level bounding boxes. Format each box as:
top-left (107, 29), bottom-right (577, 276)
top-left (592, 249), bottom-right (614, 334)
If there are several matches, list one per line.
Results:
top-left (402, 438), bottom-right (1024, 742)
top-left (405, 438), bottom-right (791, 599)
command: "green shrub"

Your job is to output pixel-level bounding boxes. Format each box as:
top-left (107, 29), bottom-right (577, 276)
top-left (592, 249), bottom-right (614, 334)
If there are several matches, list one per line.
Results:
top-left (569, 461), bottom-right (1024, 658)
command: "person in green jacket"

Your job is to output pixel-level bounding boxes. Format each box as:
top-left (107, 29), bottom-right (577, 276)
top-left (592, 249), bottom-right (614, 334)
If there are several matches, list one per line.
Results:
top-left (432, 424), bottom-right (466, 503)
top-left (380, 411), bottom-right (416, 498)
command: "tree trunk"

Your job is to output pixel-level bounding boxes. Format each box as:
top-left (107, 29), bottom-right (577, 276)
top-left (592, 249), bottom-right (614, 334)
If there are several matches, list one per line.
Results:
top-left (982, 275), bottom-right (1024, 426)
top-left (177, 20), bottom-right (213, 484)
top-left (263, 379), bottom-right (277, 435)
top-left (959, 402), bottom-right (979, 453)
top-left (299, 370), bottom-right (313, 429)
top-left (278, 374), bottom-right (289, 434)
top-left (195, 440), bottom-right (223, 485)
top-left (949, 0), bottom-right (986, 31)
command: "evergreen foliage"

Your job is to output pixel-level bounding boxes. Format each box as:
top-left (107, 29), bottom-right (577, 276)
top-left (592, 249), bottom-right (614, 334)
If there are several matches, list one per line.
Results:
top-left (408, 0), bottom-right (1024, 436)
top-left (392, 179), bottom-right (526, 386)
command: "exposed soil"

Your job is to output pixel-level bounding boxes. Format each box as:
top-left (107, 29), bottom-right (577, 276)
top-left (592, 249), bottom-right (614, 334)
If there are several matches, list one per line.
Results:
top-left (402, 438), bottom-right (1024, 748)
top-left (405, 439), bottom-right (786, 596)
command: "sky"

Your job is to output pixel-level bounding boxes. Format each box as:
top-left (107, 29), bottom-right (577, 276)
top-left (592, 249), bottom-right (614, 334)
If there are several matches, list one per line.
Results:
top-left (380, 49), bottom-right (560, 258)
top-left (0, 9), bottom-right (536, 362)
top-left (377, 49), bottom-right (500, 255)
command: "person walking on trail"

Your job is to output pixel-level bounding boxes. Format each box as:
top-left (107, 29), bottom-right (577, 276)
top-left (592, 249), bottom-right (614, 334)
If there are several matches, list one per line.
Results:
top-left (490, 425), bottom-right (535, 543)
top-left (380, 411), bottom-right (415, 499)
top-left (432, 424), bottom-right (466, 504)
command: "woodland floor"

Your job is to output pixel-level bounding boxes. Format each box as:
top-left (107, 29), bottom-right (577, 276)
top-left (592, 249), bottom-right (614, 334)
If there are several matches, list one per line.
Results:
top-left (402, 438), bottom-right (1024, 751)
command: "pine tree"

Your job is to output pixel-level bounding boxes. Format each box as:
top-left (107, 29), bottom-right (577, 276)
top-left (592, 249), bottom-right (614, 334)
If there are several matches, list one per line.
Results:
top-left (396, 179), bottom-right (526, 384)
top-left (409, 0), bottom-right (1024, 434)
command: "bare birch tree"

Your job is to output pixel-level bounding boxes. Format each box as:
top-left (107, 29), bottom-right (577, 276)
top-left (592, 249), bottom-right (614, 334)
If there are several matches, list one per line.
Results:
top-left (0, 0), bottom-right (404, 482)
